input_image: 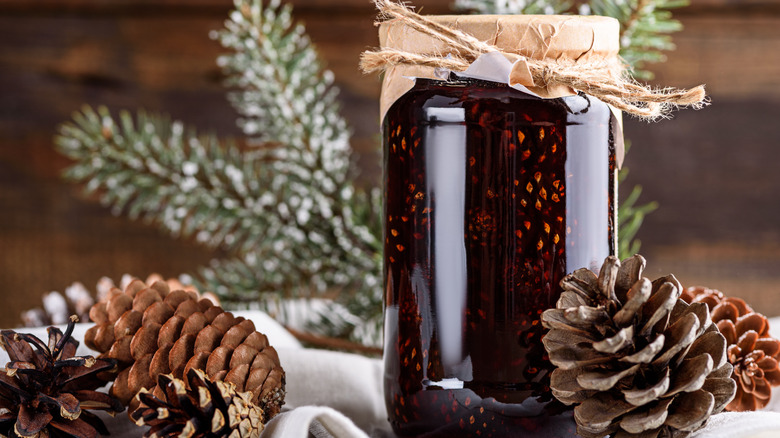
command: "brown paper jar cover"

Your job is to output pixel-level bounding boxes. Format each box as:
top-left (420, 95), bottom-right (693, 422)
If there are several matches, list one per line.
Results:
top-left (380, 13), bottom-right (619, 438)
top-left (377, 14), bottom-right (620, 119)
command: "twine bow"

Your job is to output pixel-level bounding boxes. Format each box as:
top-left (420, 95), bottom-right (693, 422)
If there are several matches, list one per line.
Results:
top-left (360, 0), bottom-right (707, 120)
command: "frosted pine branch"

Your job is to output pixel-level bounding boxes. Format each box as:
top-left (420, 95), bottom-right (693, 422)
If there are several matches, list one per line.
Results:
top-left (56, 106), bottom-right (273, 252)
top-left (56, 106), bottom-right (383, 345)
top-left (211, 0), bottom-right (383, 344)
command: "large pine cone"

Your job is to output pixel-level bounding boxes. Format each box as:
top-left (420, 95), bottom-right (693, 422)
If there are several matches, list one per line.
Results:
top-left (84, 278), bottom-right (285, 419)
top-left (541, 255), bottom-right (736, 438)
top-left (683, 286), bottom-right (780, 411)
top-left (132, 368), bottom-right (265, 438)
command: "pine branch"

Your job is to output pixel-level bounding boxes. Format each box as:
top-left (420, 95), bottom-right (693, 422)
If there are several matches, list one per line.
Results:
top-left (56, 106), bottom-right (271, 251)
top-left (617, 168), bottom-right (658, 257)
top-left (56, 0), bottom-right (385, 346)
top-left (56, 105), bottom-right (384, 345)
top-left (209, 0), bottom-right (383, 344)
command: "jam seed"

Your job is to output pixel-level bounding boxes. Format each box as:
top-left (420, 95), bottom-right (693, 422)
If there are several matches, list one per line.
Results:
top-left (525, 182), bottom-right (533, 193)
top-left (517, 131), bottom-right (525, 143)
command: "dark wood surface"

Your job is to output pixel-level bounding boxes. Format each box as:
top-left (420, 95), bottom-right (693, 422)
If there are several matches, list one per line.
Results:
top-left (1, 0), bottom-right (779, 328)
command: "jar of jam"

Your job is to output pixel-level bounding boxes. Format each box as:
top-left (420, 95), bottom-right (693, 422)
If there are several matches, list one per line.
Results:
top-left (380, 15), bottom-right (620, 438)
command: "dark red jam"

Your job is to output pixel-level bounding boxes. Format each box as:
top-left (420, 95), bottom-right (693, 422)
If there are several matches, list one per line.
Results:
top-left (382, 77), bottom-right (617, 437)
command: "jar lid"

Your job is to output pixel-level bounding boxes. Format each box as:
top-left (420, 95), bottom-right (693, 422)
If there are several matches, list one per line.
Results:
top-left (379, 14), bottom-right (619, 62)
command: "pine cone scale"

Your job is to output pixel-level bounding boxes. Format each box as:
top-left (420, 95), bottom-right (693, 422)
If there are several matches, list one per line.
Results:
top-left (550, 368), bottom-right (594, 404)
top-left (613, 279), bottom-right (651, 327)
top-left (618, 398), bottom-right (672, 434)
top-left (621, 333), bottom-right (664, 364)
top-left (16, 404), bottom-right (52, 437)
top-left (574, 393), bottom-right (634, 434)
top-left (593, 326), bottom-right (633, 354)
top-left (685, 331), bottom-right (727, 368)
top-left (667, 354), bottom-right (713, 397)
top-left (49, 418), bottom-right (100, 438)
top-left (622, 369), bottom-right (670, 406)
top-left (651, 313), bottom-right (699, 367)
top-left (639, 282), bottom-right (678, 336)
top-left (577, 364), bottom-right (639, 391)
top-left (664, 389), bottom-right (714, 432)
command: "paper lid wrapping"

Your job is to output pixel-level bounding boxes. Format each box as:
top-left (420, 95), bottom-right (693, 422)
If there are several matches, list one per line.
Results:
top-left (377, 14), bottom-right (620, 120)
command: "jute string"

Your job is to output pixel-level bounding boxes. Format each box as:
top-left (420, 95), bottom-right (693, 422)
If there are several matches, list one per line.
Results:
top-left (360, 0), bottom-right (707, 120)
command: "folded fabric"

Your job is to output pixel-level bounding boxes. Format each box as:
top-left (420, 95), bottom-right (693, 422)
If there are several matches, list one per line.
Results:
top-left (2, 312), bottom-right (780, 438)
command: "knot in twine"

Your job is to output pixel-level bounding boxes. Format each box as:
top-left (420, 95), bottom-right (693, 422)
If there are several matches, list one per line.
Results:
top-left (360, 0), bottom-right (707, 120)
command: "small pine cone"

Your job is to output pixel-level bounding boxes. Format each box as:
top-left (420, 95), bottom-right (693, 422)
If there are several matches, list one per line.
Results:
top-left (683, 286), bottom-right (780, 411)
top-left (541, 255), bottom-right (736, 438)
top-left (84, 278), bottom-right (285, 419)
top-left (0, 317), bottom-right (124, 438)
top-left (132, 368), bottom-right (265, 438)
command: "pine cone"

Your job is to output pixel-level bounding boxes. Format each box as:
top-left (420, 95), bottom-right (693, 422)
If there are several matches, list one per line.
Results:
top-left (0, 316), bottom-right (123, 438)
top-left (541, 255), bottom-right (736, 438)
top-left (683, 286), bottom-right (780, 411)
top-left (131, 368), bottom-right (265, 438)
top-left (85, 278), bottom-right (285, 420)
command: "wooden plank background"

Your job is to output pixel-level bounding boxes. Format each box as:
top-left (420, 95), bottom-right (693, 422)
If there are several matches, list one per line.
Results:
top-left (1, 0), bottom-right (779, 328)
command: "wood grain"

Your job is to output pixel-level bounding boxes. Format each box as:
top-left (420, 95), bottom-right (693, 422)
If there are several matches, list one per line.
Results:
top-left (1, 1), bottom-right (779, 328)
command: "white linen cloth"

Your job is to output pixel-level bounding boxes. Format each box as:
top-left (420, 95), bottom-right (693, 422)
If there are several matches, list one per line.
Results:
top-left (3, 312), bottom-right (780, 438)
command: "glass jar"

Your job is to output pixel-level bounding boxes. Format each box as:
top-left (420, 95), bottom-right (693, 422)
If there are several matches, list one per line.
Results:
top-left (382, 76), bottom-right (617, 437)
